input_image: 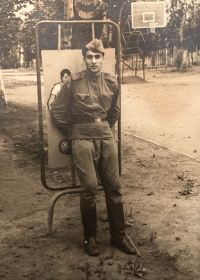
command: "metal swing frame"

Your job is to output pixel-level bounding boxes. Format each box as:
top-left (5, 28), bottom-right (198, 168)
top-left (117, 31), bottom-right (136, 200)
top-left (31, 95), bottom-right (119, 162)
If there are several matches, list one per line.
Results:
top-left (34, 20), bottom-right (122, 234)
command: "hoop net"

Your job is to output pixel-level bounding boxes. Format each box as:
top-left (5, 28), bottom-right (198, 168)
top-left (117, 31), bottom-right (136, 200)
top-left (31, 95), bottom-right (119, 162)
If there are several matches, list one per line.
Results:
top-left (147, 22), bottom-right (158, 33)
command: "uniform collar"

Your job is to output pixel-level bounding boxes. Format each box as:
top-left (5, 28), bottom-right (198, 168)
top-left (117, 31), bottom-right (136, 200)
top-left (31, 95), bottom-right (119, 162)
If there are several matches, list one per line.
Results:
top-left (86, 70), bottom-right (101, 79)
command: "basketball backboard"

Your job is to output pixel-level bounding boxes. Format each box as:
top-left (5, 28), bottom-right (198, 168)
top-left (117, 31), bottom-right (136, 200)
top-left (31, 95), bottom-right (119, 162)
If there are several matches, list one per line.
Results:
top-left (131, 2), bottom-right (166, 29)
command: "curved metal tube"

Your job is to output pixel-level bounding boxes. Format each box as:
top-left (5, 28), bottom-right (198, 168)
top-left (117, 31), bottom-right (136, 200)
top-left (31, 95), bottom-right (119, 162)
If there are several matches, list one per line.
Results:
top-left (47, 186), bottom-right (104, 234)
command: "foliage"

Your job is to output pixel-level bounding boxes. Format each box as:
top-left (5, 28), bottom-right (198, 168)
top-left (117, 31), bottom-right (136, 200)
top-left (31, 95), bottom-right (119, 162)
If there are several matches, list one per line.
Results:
top-left (0, 0), bottom-right (34, 67)
top-left (2, 0), bottom-right (200, 68)
top-left (29, 0), bottom-right (64, 21)
top-left (21, 21), bottom-right (35, 62)
top-left (26, 0), bottom-right (108, 51)
top-left (138, 0), bottom-right (200, 62)
top-left (194, 9), bottom-right (200, 47)
top-left (0, 0), bottom-right (65, 68)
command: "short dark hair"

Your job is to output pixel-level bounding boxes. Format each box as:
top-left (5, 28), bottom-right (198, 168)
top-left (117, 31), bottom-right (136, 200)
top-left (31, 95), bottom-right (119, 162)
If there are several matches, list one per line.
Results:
top-left (82, 47), bottom-right (104, 58)
top-left (60, 69), bottom-right (71, 79)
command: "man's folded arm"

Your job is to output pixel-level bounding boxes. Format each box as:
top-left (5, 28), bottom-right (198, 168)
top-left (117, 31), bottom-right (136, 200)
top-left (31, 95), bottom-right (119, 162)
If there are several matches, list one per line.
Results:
top-left (107, 82), bottom-right (120, 128)
top-left (50, 83), bottom-right (72, 138)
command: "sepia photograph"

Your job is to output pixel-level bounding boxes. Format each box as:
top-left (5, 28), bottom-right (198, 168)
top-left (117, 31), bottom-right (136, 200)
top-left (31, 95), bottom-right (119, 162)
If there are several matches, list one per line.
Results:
top-left (0, 0), bottom-right (200, 279)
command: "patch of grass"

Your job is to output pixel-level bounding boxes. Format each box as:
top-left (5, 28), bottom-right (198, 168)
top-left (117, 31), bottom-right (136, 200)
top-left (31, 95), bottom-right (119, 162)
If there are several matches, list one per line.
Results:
top-left (0, 102), bottom-right (43, 162)
top-left (4, 79), bottom-right (37, 88)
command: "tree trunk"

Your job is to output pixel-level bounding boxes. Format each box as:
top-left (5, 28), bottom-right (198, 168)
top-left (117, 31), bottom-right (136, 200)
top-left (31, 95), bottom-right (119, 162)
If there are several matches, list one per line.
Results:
top-left (62, 0), bottom-right (74, 49)
top-left (179, 11), bottom-right (189, 70)
top-left (0, 70), bottom-right (8, 112)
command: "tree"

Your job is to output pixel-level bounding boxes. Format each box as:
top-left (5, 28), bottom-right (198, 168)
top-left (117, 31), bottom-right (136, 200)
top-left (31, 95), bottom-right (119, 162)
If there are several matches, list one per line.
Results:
top-left (0, 0), bottom-right (34, 68)
top-left (25, 0), bottom-right (109, 52)
top-left (4, 0), bottom-right (199, 69)
top-left (194, 9), bottom-right (200, 49)
top-left (164, 0), bottom-right (198, 68)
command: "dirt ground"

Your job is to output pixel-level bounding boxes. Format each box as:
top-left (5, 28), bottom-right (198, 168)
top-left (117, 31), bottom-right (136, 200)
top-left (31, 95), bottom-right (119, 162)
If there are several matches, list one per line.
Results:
top-left (0, 67), bottom-right (200, 280)
top-left (122, 67), bottom-right (200, 160)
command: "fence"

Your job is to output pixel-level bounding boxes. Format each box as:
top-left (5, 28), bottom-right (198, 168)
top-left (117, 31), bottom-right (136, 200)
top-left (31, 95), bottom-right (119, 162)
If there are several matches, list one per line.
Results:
top-left (122, 47), bottom-right (200, 72)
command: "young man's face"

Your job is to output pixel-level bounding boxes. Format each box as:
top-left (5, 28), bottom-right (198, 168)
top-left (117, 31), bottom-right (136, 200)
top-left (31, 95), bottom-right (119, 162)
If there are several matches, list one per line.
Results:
top-left (84, 50), bottom-right (104, 74)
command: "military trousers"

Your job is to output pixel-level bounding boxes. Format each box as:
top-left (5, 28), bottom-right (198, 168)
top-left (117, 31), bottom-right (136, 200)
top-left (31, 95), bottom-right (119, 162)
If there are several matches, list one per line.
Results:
top-left (72, 137), bottom-right (122, 210)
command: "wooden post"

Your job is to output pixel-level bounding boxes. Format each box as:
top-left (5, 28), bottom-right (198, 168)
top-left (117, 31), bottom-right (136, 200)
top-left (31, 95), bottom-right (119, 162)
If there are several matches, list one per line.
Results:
top-left (62, 0), bottom-right (74, 49)
top-left (142, 53), bottom-right (145, 81)
top-left (62, 0), bottom-right (76, 183)
top-left (0, 69), bottom-right (8, 112)
top-left (92, 23), bottom-right (95, 40)
top-left (63, 0), bottom-right (73, 19)
top-left (58, 24), bottom-right (61, 50)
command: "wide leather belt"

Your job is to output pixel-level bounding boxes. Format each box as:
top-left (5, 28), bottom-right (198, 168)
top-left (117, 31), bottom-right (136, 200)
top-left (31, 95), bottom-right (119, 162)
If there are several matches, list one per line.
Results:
top-left (93, 118), bottom-right (107, 123)
top-left (73, 117), bottom-right (107, 124)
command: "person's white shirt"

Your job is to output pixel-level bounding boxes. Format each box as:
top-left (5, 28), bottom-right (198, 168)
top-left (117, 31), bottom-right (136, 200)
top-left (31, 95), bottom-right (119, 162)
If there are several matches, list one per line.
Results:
top-left (51, 82), bottom-right (62, 98)
top-left (47, 72), bottom-right (70, 112)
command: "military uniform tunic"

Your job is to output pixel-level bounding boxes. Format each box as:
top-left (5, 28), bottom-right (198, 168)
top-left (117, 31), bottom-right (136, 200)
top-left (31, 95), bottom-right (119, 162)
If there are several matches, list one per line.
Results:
top-left (51, 70), bottom-right (122, 209)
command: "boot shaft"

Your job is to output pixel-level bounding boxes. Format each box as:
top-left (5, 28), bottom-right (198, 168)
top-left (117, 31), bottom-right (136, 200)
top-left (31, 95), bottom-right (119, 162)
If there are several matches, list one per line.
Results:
top-left (106, 203), bottom-right (125, 239)
top-left (81, 205), bottom-right (97, 238)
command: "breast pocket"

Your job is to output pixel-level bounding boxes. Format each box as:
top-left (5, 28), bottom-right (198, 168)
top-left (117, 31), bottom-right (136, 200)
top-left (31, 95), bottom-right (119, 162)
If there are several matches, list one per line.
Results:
top-left (75, 92), bottom-right (91, 105)
top-left (102, 91), bottom-right (113, 110)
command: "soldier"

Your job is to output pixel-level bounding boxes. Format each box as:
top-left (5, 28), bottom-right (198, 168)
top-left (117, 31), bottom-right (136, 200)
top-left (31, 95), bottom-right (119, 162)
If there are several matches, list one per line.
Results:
top-left (50, 39), bottom-right (136, 256)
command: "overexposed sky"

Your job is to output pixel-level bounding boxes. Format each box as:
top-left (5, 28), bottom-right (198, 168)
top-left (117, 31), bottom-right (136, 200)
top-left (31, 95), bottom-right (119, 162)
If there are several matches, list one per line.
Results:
top-left (15, 3), bottom-right (34, 19)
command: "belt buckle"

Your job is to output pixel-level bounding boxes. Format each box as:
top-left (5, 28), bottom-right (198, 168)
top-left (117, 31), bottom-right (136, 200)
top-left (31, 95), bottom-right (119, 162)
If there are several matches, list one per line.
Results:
top-left (94, 118), bottom-right (101, 123)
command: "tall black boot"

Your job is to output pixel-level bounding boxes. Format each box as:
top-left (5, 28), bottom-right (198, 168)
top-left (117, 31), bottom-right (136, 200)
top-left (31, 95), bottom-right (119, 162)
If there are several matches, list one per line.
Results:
top-left (106, 203), bottom-right (136, 255)
top-left (81, 205), bottom-right (100, 256)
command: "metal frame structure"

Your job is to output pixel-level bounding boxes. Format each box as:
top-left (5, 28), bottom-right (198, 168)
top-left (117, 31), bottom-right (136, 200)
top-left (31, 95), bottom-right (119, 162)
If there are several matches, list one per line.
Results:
top-left (34, 20), bottom-right (122, 234)
top-left (121, 15), bottom-right (146, 81)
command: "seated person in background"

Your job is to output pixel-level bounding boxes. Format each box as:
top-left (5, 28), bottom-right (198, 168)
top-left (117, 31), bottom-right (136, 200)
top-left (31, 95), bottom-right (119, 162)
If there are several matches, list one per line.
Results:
top-left (47, 68), bottom-right (71, 112)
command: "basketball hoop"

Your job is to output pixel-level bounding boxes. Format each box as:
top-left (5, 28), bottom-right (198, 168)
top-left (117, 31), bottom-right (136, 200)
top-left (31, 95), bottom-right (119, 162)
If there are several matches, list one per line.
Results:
top-left (147, 22), bottom-right (158, 33)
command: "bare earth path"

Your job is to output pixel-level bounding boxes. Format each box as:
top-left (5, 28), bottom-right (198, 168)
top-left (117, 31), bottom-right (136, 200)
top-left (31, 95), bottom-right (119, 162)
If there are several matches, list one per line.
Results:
top-left (4, 67), bottom-right (200, 160)
top-left (0, 68), bottom-right (200, 280)
top-left (122, 67), bottom-right (200, 161)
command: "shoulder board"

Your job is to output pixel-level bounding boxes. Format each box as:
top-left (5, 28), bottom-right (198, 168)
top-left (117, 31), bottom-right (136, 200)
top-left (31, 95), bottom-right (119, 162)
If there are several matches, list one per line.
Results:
top-left (71, 71), bottom-right (86, 81)
top-left (101, 72), bottom-right (117, 83)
